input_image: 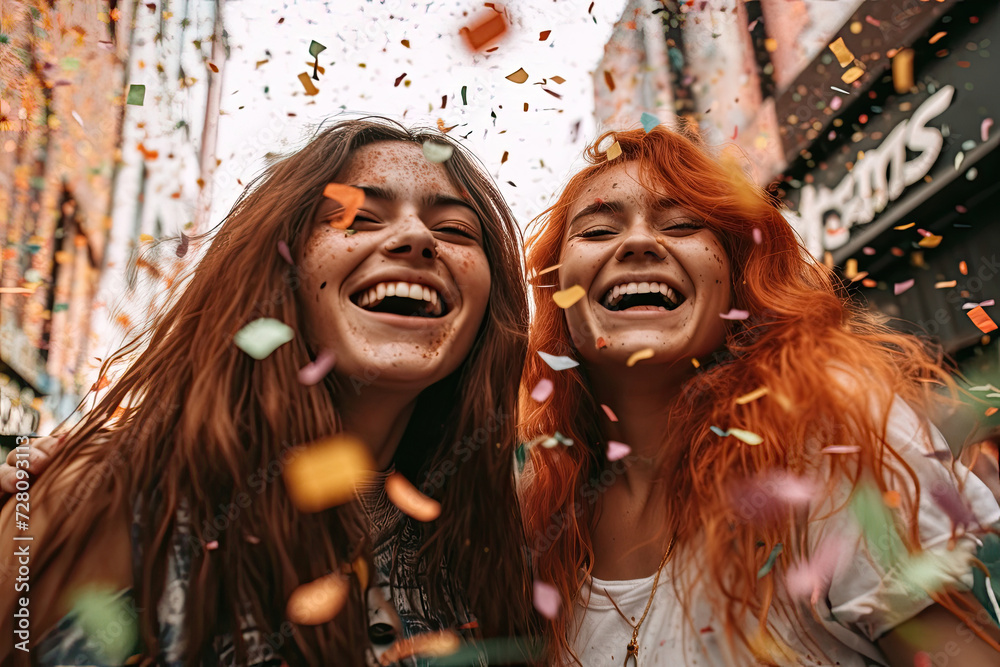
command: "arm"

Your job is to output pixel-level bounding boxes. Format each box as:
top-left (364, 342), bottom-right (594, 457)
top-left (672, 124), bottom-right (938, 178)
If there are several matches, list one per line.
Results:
top-left (878, 594), bottom-right (1000, 666)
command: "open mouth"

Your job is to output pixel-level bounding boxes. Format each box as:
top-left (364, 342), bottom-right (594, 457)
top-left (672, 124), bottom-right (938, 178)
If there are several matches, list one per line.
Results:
top-left (351, 281), bottom-right (448, 318)
top-left (601, 281), bottom-right (686, 312)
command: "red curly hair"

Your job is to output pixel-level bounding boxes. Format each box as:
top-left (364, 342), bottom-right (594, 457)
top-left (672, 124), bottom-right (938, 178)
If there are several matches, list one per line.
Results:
top-left (519, 125), bottom-right (999, 663)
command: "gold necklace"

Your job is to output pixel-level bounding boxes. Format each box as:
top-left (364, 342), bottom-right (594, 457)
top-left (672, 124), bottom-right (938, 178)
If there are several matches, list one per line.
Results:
top-left (602, 535), bottom-right (677, 667)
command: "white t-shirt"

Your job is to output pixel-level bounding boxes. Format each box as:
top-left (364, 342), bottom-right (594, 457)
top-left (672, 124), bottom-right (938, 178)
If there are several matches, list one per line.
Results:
top-left (569, 397), bottom-right (1000, 666)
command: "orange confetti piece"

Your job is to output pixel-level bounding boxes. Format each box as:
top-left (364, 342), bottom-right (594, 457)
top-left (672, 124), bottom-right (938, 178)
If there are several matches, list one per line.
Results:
top-left (286, 573), bottom-right (349, 625)
top-left (626, 348), bottom-right (654, 367)
top-left (297, 72), bottom-right (319, 96)
top-left (969, 306), bottom-right (998, 333)
top-left (842, 66), bottom-right (865, 84)
top-left (385, 472), bottom-right (441, 522)
top-left (959, 261), bottom-right (968, 275)
top-left (934, 280), bottom-right (957, 289)
top-left (986, 407), bottom-right (998, 417)
top-left (862, 278), bottom-right (877, 288)
top-left (550, 76), bottom-right (566, 84)
top-left (322, 183), bottom-right (365, 229)
top-left (603, 70), bottom-right (615, 92)
top-left (553, 285), bottom-right (586, 309)
top-left (829, 37), bottom-right (855, 67)
top-left (505, 68), bottom-right (529, 84)
top-left (537, 263), bottom-right (562, 276)
top-left (691, 358), bottom-right (700, 368)
top-left (606, 141), bottom-right (623, 161)
top-left (892, 49), bottom-right (915, 94)
top-left (136, 142), bottom-right (159, 160)
top-left (918, 234), bottom-right (942, 248)
top-left (929, 31), bottom-right (947, 45)
top-left (883, 490), bottom-right (902, 508)
top-left (283, 435), bottom-right (375, 512)
top-left (460, 10), bottom-right (508, 52)
top-left (894, 222), bottom-right (915, 230)
top-left (539, 30), bottom-right (551, 41)
top-left (401, 39), bottom-right (410, 48)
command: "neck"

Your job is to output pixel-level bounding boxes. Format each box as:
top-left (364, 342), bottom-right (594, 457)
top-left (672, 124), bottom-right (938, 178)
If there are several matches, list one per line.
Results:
top-left (336, 386), bottom-right (420, 470)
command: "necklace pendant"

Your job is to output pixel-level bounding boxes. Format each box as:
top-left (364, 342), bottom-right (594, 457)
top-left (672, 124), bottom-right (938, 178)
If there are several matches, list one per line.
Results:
top-left (622, 639), bottom-right (638, 667)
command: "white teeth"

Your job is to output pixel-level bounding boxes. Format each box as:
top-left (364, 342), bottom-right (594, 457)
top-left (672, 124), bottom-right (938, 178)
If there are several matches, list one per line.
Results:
top-left (356, 281), bottom-right (444, 312)
top-left (430, 291), bottom-right (438, 306)
top-left (396, 282), bottom-right (409, 298)
top-left (638, 282), bottom-right (650, 294)
top-left (602, 280), bottom-right (685, 308)
top-left (422, 286), bottom-right (432, 302)
top-left (406, 283), bottom-right (421, 300)
top-left (359, 292), bottom-right (370, 307)
top-left (376, 283), bottom-right (386, 300)
top-left (386, 283), bottom-right (396, 297)
top-left (626, 283), bottom-right (638, 295)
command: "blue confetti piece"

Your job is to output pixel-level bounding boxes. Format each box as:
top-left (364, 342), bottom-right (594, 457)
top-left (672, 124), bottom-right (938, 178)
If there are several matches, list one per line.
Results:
top-left (710, 425), bottom-right (727, 437)
top-left (640, 112), bottom-right (659, 133)
top-left (757, 543), bottom-right (783, 579)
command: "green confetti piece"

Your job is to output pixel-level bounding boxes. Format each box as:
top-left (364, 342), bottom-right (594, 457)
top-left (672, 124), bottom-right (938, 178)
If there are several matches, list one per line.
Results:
top-left (461, 85), bottom-right (468, 105)
top-left (60, 57), bottom-right (81, 71)
top-left (308, 40), bottom-right (327, 57)
top-left (757, 543), bottom-right (783, 579)
top-left (69, 587), bottom-right (139, 665)
top-left (640, 112), bottom-right (658, 133)
top-left (850, 479), bottom-right (907, 567)
top-left (53, 303), bottom-right (69, 312)
top-left (233, 318), bottom-right (294, 360)
top-left (126, 84), bottom-right (145, 106)
top-left (422, 141), bottom-right (454, 164)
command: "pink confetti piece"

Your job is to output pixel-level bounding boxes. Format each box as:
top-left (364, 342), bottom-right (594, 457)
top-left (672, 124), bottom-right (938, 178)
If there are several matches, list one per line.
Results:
top-left (531, 379), bottom-right (554, 402)
top-left (245, 535), bottom-right (261, 544)
top-left (205, 540), bottom-right (219, 550)
top-left (963, 299), bottom-right (996, 310)
top-left (752, 227), bottom-right (762, 244)
top-left (532, 580), bottom-right (561, 619)
top-left (894, 279), bottom-right (915, 295)
top-left (277, 240), bottom-right (294, 265)
top-left (928, 484), bottom-right (977, 529)
top-left (720, 308), bottom-right (750, 320)
top-left (916, 228), bottom-right (931, 237)
top-left (864, 15), bottom-right (881, 27)
top-left (821, 445), bottom-right (861, 454)
top-left (830, 96), bottom-right (843, 111)
top-left (862, 247), bottom-right (876, 256)
top-left (601, 403), bottom-right (619, 422)
top-left (956, 204), bottom-right (967, 213)
top-left (297, 349), bottom-right (336, 385)
top-left (983, 118), bottom-right (993, 142)
top-left (606, 440), bottom-right (631, 461)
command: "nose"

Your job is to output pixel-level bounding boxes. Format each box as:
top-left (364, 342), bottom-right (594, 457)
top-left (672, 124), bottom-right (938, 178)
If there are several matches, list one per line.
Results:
top-left (383, 217), bottom-right (438, 261)
top-left (614, 224), bottom-right (667, 262)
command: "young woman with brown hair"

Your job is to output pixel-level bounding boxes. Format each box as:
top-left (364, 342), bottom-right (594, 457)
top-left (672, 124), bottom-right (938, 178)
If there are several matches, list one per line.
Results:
top-left (0, 117), bottom-right (539, 666)
top-left (519, 125), bottom-right (1000, 665)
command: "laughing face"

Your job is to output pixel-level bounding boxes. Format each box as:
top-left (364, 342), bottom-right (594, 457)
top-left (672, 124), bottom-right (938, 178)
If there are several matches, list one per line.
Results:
top-left (558, 161), bottom-right (731, 369)
top-left (298, 141), bottom-right (491, 392)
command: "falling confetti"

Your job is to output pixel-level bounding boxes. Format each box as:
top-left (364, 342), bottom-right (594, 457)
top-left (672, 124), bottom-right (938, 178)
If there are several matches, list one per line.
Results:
top-left (69, 587), bottom-right (139, 665)
top-left (626, 348), bottom-right (653, 367)
top-left (982, 118), bottom-right (993, 142)
top-left (828, 38), bottom-right (854, 67)
top-left (533, 580), bottom-right (561, 619)
top-left (640, 112), bottom-right (659, 133)
top-left (605, 141), bottom-right (623, 161)
top-left (892, 48), bottom-right (915, 94)
top-left (385, 472), bottom-right (441, 522)
top-left (298, 349), bottom-right (336, 386)
top-left (968, 306), bottom-right (998, 333)
top-left (284, 435), bottom-right (375, 512)
top-left (821, 445), bottom-right (862, 454)
top-left (719, 308), bottom-right (750, 320)
top-left (277, 240), bottom-right (294, 265)
top-left (126, 84), bottom-right (145, 105)
top-left (539, 30), bottom-right (551, 41)
top-left (537, 351), bottom-right (579, 371)
top-left (752, 227), bottom-right (762, 244)
top-left (735, 387), bottom-right (769, 405)
top-left (506, 68), bottom-right (529, 84)
top-left (934, 280), bottom-right (957, 289)
top-left (460, 9), bottom-right (508, 52)
top-left (606, 440), bottom-right (631, 461)
top-left (757, 543), bottom-right (783, 579)
top-left (710, 426), bottom-right (763, 445)
top-left (894, 279), bottom-right (914, 295)
top-left (379, 630), bottom-right (462, 664)
top-left (530, 379), bottom-right (554, 402)
top-left (601, 404), bottom-right (619, 422)
top-left (297, 72), bottom-right (319, 96)
top-left (422, 141), bottom-right (454, 163)
top-left (322, 183), bottom-right (365, 229)
top-left (842, 66), bottom-right (865, 84)
top-left (553, 285), bottom-right (586, 308)
top-left (918, 234), bottom-right (942, 248)
top-left (233, 318), bottom-right (294, 360)
top-left (286, 573), bottom-right (350, 625)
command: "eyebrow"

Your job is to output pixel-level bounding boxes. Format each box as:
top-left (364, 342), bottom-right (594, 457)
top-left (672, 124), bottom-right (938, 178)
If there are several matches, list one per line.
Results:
top-left (568, 199), bottom-right (625, 227)
top-left (355, 184), bottom-right (478, 215)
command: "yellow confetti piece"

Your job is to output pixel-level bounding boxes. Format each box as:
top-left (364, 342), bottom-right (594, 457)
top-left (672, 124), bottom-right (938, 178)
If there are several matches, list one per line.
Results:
top-left (729, 428), bottom-right (763, 446)
top-left (934, 280), bottom-right (957, 289)
top-left (849, 271), bottom-right (869, 283)
top-left (918, 234), bottom-right (942, 248)
top-left (894, 222), bottom-right (915, 230)
top-left (626, 348), bottom-right (654, 367)
top-left (385, 472), bottom-right (441, 522)
top-left (537, 263), bottom-right (562, 276)
top-left (553, 285), bottom-right (586, 309)
top-left (379, 630), bottom-right (462, 665)
top-left (297, 72), bottom-right (319, 96)
top-left (283, 435), bottom-right (375, 512)
top-left (735, 387), bottom-right (770, 405)
top-left (506, 68), bottom-right (529, 83)
top-left (892, 48), bottom-right (915, 94)
top-left (841, 66), bottom-right (865, 84)
top-left (844, 258), bottom-right (858, 279)
top-left (550, 75), bottom-right (566, 84)
top-left (828, 37), bottom-right (855, 67)
top-left (691, 358), bottom-right (700, 368)
top-left (286, 573), bottom-right (349, 625)
top-left (139, 233), bottom-right (154, 243)
top-left (772, 392), bottom-right (793, 412)
top-left (764, 38), bottom-right (777, 53)
top-left (606, 141), bottom-right (623, 161)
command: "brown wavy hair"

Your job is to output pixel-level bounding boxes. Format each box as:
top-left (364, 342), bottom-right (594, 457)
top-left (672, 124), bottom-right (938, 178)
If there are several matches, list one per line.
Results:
top-left (2, 117), bottom-right (538, 665)
top-left (519, 125), bottom-right (999, 663)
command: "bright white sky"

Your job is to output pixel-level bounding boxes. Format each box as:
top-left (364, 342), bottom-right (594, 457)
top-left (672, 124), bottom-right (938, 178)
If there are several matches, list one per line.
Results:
top-left (213, 0), bottom-right (629, 233)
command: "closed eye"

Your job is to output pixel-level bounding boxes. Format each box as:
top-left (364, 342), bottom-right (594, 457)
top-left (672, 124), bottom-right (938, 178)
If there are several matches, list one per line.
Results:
top-left (578, 228), bottom-right (615, 238)
top-left (660, 222), bottom-right (702, 233)
top-left (435, 224), bottom-right (478, 240)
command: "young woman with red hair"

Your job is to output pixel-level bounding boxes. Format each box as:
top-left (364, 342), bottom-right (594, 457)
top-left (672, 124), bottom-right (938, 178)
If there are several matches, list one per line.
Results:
top-left (0, 118), bottom-right (539, 666)
top-left (519, 125), bottom-right (1000, 666)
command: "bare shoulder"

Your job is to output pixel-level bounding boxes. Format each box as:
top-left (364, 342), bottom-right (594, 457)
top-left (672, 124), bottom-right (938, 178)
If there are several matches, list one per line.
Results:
top-left (0, 438), bottom-right (133, 637)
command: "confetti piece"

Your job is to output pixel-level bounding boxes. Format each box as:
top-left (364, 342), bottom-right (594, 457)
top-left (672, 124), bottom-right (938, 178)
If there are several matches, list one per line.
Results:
top-left (322, 183), bottom-right (365, 229)
top-left (969, 306), bottom-right (998, 333)
top-left (284, 435), bottom-right (375, 512)
top-left (70, 587), bottom-right (139, 664)
top-left (640, 112), bottom-right (659, 133)
top-left (730, 428), bottom-right (762, 445)
top-left (752, 227), bottom-right (762, 244)
top-left (934, 280), bottom-right (957, 289)
top-left (892, 48), bottom-right (915, 94)
top-left (126, 84), bottom-right (145, 105)
top-left (421, 141), bottom-right (454, 163)
top-left (982, 118), bottom-right (993, 142)
top-left (918, 234), bottom-right (942, 248)
top-left (735, 387), bottom-right (769, 405)
top-left (987, 407), bottom-right (998, 417)
top-left (553, 285), bottom-right (586, 309)
top-left (929, 31), bottom-right (947, 45)
top-left (595, 337), bottom-right (607, 349)
top-left (537, 350), bottom-right (579, 371)
top-left (830, 85), bottom-right (851, 95)
top-left (757, 543), bottom-right (783, 579)
top-left (883, 490), bottom-right (902, 508)
top-left (460, 10), bottom-right (508, 52)
top-left (842, 66), bottom-right (865, 84)
top-left (506, 68), bottom-right (529, 84)
top-left (298, 349), bottom-right (336, 385)
top-left (297, 72), bottom-right (319, 96)
top-left (691, 357), bottom-right (700, 368)
top-left (915, 651), bottom-right (932, 667)
top-left (605, 141), bottom-right (623, 161)
top-left (828, 38), bottom-right (854, 67)
top-left (963, 299), bottom-right (995, 310)
top-left (532, 581), bottom-right (560, 619)
top-left (385, 472), bottom-right (441, 522)
top-left (720, 308), bottom-right (750, 320)
top-left (822, 445), bottom-right (861, 454)
top-left (308, 40), bottom-right (326, 58)
top-left (894, 222), bottom-right (915, 230)
top-left (537, 263), bottom-right (562, 276)
top-left (928, 484), bottom-right (977, 529)
top-left (606, 441), bottom-right (631, 461)
top-left (892, 278), bottom-right (914, 296)
top-left (234, 318), bottom-right (294, 360)
top-left (601, 404), bottom-right (619, 422)
top-left (286, 573), bottom-right (349, 625)
top-left (379, 630), bottom-right (461, 664)
top-left (539, 30), bottom-right (551, 41)
top-left (550, 75), bottom-right (566, 84)
top-left (530, 379), bottom-right (554, 402)
top-left (204, 540), bottom-right (219, 550)
top-left (277, 240), bottom-right (294, 265)
top-left (626, 348), bottom-right (654, 367)
top-left (176, 233), bottom-right (190, 258)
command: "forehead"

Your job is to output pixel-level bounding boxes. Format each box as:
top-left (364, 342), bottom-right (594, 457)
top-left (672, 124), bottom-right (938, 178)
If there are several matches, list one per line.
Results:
top-left (569, 162), bottom-right (656, 212)
top-left (335, 140), bottom-right (460, 196)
